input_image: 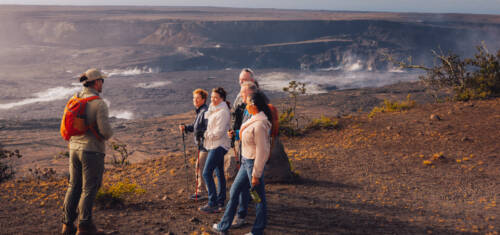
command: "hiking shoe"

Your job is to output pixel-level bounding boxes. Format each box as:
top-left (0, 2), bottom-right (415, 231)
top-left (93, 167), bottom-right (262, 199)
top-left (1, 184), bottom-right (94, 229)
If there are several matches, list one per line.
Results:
top-left (76, 223), bottom-right (105, 235)
top-left (231, 216), bottom-right (245, 228)
top-left (189, 193), bottom-right (206, 200)
top-left (217, 203), bottom-right (225, 212)
top-left (198, 204), bottom-right (219, 213)
top-left (61, 223), bottom-right (76, 235)
top-left (211, 223), bottom-right (228, 235)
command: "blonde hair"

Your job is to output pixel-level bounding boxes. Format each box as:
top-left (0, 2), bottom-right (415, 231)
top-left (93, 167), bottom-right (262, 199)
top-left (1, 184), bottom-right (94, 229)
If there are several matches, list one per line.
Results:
top-left (193, 88), bottom-right (208, 101)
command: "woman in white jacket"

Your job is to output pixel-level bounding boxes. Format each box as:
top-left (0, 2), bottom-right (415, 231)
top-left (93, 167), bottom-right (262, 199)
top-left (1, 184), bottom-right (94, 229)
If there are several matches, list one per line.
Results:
top-left (199, 87), bottom-right (231, 213)
top-left (212, 91), bottom-right (271, 235)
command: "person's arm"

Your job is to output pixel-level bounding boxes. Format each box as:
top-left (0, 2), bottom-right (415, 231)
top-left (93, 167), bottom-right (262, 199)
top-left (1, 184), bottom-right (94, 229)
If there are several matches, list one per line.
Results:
top-left (251, 123), bottom-right (270, 180)
top-left (96, 101), bottom-right (113, 140)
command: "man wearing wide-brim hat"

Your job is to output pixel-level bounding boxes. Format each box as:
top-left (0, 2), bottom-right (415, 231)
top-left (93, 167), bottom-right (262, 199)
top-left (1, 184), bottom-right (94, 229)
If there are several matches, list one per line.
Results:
top-left (61, 68), bottom-right (113, 235)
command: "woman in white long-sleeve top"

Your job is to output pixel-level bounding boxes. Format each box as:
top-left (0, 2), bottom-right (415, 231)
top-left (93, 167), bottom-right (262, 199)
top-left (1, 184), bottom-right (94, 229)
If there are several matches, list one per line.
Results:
top-left (212, 91), bottom-right (271, 235)
top-left (199, 87), bottom-right (232, 213)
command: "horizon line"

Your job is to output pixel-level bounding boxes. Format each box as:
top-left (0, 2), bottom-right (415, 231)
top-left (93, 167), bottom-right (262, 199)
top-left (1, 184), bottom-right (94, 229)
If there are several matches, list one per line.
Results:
top-left (0, 4), bottom-right (498, 16)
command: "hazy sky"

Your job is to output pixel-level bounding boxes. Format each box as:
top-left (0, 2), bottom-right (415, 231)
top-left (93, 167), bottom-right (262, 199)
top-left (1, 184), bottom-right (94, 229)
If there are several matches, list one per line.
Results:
top-left (0, 0), bottom-right (499, 14)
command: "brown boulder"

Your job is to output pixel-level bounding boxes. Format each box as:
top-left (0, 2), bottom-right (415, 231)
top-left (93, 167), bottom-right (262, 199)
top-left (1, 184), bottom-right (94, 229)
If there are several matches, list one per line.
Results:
top-left (265, 137), bottom-right (294, 183)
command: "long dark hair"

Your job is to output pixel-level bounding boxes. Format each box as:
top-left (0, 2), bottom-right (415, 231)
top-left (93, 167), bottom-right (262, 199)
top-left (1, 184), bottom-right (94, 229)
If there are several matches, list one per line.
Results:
top-left (249, 91), bottom-right (272, 122)
top-left (212, 87), bottom-right (231, 109)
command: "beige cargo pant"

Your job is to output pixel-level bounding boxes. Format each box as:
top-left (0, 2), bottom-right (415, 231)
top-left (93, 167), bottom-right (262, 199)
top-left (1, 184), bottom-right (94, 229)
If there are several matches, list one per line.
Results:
top-left (62, 150), bottom-right (104, 226)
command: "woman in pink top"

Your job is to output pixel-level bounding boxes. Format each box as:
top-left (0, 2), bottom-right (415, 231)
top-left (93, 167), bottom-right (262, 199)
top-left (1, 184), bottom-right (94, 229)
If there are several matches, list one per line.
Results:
top-left (212, 91), bottom-right (271, 235)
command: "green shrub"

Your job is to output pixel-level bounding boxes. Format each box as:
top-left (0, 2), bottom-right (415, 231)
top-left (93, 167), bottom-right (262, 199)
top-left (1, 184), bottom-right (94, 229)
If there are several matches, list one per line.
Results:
top-left (288, 158), bottom-right (299, 178)
top-left (96, 179), bottom-right (145, 208)
top-left (279, 108), bottom-right (301, 136)
top-left (391, 44), bottom-right (500, 101)
top-left (368, 94), bottom-right (416, 118)
top-left (306, 115), bottom-right (339, 130)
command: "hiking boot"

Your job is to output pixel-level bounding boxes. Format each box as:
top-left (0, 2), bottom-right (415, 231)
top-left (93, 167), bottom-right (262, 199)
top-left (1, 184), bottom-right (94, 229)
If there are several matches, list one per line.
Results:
top-left (217, 203), bottom-right (225, 212)
top-left (76, 223), bottom-right (106, 235)
top-left (61, 223), bottom-right (76, 235)
top-left (189, 193), bottom-right (206, 200)
top-left (211, 223), bottom-right (228, 235)
top-left (231, 216), bottom-right (245, 228)
top-left (198, 204), bottom-right (219, 213)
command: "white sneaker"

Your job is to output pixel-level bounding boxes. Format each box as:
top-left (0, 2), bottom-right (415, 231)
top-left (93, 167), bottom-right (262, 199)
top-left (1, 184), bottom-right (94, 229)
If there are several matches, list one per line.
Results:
top-left (211, 223), bottom-right (228, 235)
top-left (243, 232), bottom-right (253, 235)
top-left (231, 216), bottom-right (245, 228)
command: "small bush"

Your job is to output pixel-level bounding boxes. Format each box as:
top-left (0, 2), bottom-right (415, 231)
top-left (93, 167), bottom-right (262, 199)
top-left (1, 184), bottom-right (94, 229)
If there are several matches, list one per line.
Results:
top-left (306, 115), bottom-right (339, 130)
top-left (288, 158), bottom-right (299, 178)
top-left (391, 44), bottom-right (500, 101)
top-left (368, 94), bottom-right (416, 118)
top-left (0, 147), bottom-right (22, 183)
top-left (96, 179), bottom-right (145, 208)
top-left (279, 109), bottom-right (301, 136)
top-left (28, 167), bottom-right (57, 180)
top-left (280, 81), bottom-right (307, 137)
top-left (109, 141), bottom-right (130, 167)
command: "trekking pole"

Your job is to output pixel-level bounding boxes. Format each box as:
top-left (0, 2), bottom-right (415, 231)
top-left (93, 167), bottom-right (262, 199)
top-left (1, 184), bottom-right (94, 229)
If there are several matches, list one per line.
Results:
top-left (195, 147), bottom-right (200, 201)
top-left (181, 124), bottom-right (189, 194)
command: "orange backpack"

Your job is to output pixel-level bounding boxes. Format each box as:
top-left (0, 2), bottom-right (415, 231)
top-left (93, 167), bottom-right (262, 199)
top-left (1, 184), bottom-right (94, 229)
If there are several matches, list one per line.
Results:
top-left (60, 95), bottom-right (101, 141)
top-left (268, 103), bottom-right (279, 140)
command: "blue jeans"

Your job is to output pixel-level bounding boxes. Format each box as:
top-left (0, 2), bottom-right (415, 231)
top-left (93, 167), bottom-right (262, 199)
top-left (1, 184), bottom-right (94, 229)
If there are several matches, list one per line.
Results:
top-left (236, 182), bottom-right (250, 219)
top-left (218, 157), bottom-right (267, 235)
top-left (203, 146), bottom-right (227, 207)
top-left (237, 142), bottom-right (250, 220)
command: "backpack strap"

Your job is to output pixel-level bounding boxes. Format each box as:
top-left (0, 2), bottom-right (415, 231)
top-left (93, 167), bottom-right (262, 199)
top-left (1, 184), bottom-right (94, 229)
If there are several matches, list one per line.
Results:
top-left (89, 125), bottom-right (104, 141)
top-left (82, 96), bottom-right (100, 102)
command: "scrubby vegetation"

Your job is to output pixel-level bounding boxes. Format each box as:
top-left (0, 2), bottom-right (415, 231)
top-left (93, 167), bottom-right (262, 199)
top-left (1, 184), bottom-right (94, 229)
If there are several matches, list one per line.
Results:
top-left (109, 141), bottom-right (130, 166)
top-left (27, 167), bottom-right (57, 181)
top-left (280, 81), bottom-right (307, 136)
top-left (393, 44), bottom-right (500, 101)
top-left (368, 94), bottom-right (416, 118)
top-left (96, 179), bottom-right (146, 208)
top-left (0, 147), bottom-right (22, 183)
top-left (306, 115), bottom-right (339, 130)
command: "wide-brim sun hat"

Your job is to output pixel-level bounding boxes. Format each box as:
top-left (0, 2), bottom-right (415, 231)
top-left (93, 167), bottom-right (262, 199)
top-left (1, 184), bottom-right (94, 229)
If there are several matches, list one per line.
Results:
top-left (80, 68), bottom-right (107, 83)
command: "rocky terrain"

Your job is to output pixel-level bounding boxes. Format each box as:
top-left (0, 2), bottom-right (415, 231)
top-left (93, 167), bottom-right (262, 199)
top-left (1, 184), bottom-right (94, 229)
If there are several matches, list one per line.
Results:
top-left (0, 6), bottom-right (499, 235)
top-left (0, 86), bottom-right (498, 234)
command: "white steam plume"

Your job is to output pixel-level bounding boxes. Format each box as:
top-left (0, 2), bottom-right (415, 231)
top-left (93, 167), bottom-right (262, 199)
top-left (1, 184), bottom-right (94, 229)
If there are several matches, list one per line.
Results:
top-left (0, 86), bottom-right (80, 110)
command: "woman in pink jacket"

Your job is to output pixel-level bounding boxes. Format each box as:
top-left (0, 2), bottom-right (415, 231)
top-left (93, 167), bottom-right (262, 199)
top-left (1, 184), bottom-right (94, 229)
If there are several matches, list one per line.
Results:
top-left (212, 91), bottom-right (271, 235)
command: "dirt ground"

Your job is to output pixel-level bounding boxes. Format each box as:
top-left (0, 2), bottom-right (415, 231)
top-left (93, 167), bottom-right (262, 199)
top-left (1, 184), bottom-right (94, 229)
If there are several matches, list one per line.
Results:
top-left (1, 96), bottom-right (499, 234)
top-left (0, 81), bottom-right (499, 235)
